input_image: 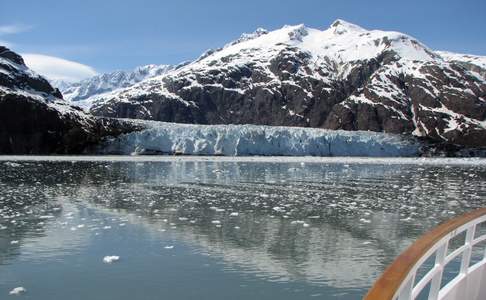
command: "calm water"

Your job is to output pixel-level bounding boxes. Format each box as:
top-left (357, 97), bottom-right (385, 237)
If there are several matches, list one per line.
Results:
top-left (1, 157), bottom-right (486, 299)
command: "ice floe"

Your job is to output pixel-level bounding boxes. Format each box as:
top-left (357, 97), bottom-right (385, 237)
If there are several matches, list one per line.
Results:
top-left (9, 287), bottom-right (26, 295)
top-left (103, 256), bottom-right (120, 263)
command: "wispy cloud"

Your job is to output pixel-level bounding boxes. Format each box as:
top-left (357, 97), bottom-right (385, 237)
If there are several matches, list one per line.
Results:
top-left (0, 24), bottom-right (32, 36)
top-left (22, 53), bottom-right (97, 82)
top-left (0, 24), bottom-right (32, 48)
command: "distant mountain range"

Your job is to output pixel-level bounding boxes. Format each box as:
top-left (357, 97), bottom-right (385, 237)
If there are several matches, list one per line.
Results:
top-left (52, 64), bottom-right (174, 104)
top-left (51, 19), bottom-right (486, 148)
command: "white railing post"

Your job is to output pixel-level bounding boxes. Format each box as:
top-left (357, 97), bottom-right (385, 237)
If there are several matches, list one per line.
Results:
top-left (428, 242), bottom-right (448, 300)
top-left (484, 238), bottom-right (486, 261)
top-left (398, 275), bottom-right (415, 300)
top-left (451, 225), bottom-right (476, 300)
top-left (460, 225), bottom-right (475, 274)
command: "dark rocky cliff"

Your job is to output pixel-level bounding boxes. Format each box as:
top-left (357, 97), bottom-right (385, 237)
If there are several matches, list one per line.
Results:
top-left (0, 46), bottom-right (141, 154)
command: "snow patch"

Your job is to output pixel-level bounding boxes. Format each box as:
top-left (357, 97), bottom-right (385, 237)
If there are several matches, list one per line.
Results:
top-left (437, 51), bottom-right (486, 70)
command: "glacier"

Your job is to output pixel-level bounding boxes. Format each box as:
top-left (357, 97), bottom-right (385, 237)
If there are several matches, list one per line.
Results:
top-left (98, 121), bottom-right (421, 157)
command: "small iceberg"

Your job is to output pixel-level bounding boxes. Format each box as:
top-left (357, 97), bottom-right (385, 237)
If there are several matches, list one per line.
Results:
top-left (9, 287), bottom-right (26, 295)
top-left (103, 256), bottom-right (120, 263)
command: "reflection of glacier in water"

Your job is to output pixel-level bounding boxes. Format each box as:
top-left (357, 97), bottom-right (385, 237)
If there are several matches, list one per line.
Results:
top-left (1, 157), bottom-right (486, 299)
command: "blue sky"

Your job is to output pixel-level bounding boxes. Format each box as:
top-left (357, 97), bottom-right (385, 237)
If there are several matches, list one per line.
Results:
top-left (1, 0), bottom-right (485, 80)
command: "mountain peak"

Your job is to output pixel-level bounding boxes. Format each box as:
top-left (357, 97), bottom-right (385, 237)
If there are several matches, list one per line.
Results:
top-left (0, 46), bottom-right (25, 65)
top-left (329, 19), bottom-right (365, 34)
top-left (283, 24), bottom-right (309, 41)
top-left (226, 27), bottom-right (269, 47)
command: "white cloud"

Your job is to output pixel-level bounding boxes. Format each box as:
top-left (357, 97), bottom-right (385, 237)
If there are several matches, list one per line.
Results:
top-left (21, 53), bottom-right (97, 82)
top-left (0, 24), bottom-right (32, 35)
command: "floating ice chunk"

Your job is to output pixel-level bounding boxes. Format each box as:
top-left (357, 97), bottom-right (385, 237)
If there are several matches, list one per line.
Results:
top-left (290, 220), bottom-right (305, 225)
top-left (77, 224), bottom-right (85, 228)
top-left (234, 226), bottom-right (240, 229)
top-left (164, 245), bottom-right (174, 249)
top-left (9, 287), bottom-right (26, 295)
top-left (448, 200), bottom-right (459, 207)
top-left (229, 212), bottom-right (239, 217)
top-left (214, 208), bottom-right (226, 212)
top-left (4, 162), bottom-right (21, 168)
top-left (211, 220), bottom-right (221, 224)
top-left (303, 223), bottom-right (310, 228)
top-left (10, 240), bottom-right (19, 245)
top-left (103, 256), bottom-right (120, 263)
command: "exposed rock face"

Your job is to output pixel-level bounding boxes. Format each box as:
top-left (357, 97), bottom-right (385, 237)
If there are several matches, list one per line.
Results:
top-left (88, 21), bottom-right (486, 148)
top-left (0, 47), bottom-right (62, 98)
top-left (0, 46), bottom-right (141, 154)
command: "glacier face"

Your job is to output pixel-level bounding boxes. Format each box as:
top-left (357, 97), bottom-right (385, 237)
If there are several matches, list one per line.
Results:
top-left (98, 121), bottom-right (421, 157)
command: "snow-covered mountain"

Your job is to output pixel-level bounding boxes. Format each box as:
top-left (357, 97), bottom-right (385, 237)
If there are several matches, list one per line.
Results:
top-left (52, 64), bottom-right (173, 103)
top-left (86, 19), bottom-right (486, 147)
top-left (0, 46), bottom-right (140, 154)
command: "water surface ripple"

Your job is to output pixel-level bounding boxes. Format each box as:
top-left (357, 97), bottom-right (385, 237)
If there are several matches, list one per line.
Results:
top-left (1, 157), bottom-right (485, 299)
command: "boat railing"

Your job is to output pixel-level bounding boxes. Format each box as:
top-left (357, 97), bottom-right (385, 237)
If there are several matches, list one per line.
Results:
top-left (364, 208), bottom-right (486, 300)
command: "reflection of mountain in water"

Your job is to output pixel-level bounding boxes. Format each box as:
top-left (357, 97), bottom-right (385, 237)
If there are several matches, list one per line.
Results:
top-left (61, 160), bottom-right (486, 287)
top-left (0, 181), bottom-right (63, 265)
top-left (1, 159), bottom-right (486, 289)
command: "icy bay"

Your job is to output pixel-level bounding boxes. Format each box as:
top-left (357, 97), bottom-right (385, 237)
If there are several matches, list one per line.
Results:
top-left (1, 156), bottom-right (486, 299)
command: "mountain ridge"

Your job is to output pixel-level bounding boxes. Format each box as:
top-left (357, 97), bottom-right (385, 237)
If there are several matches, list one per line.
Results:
top-left (53, 64), bottom-right (173, 105)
